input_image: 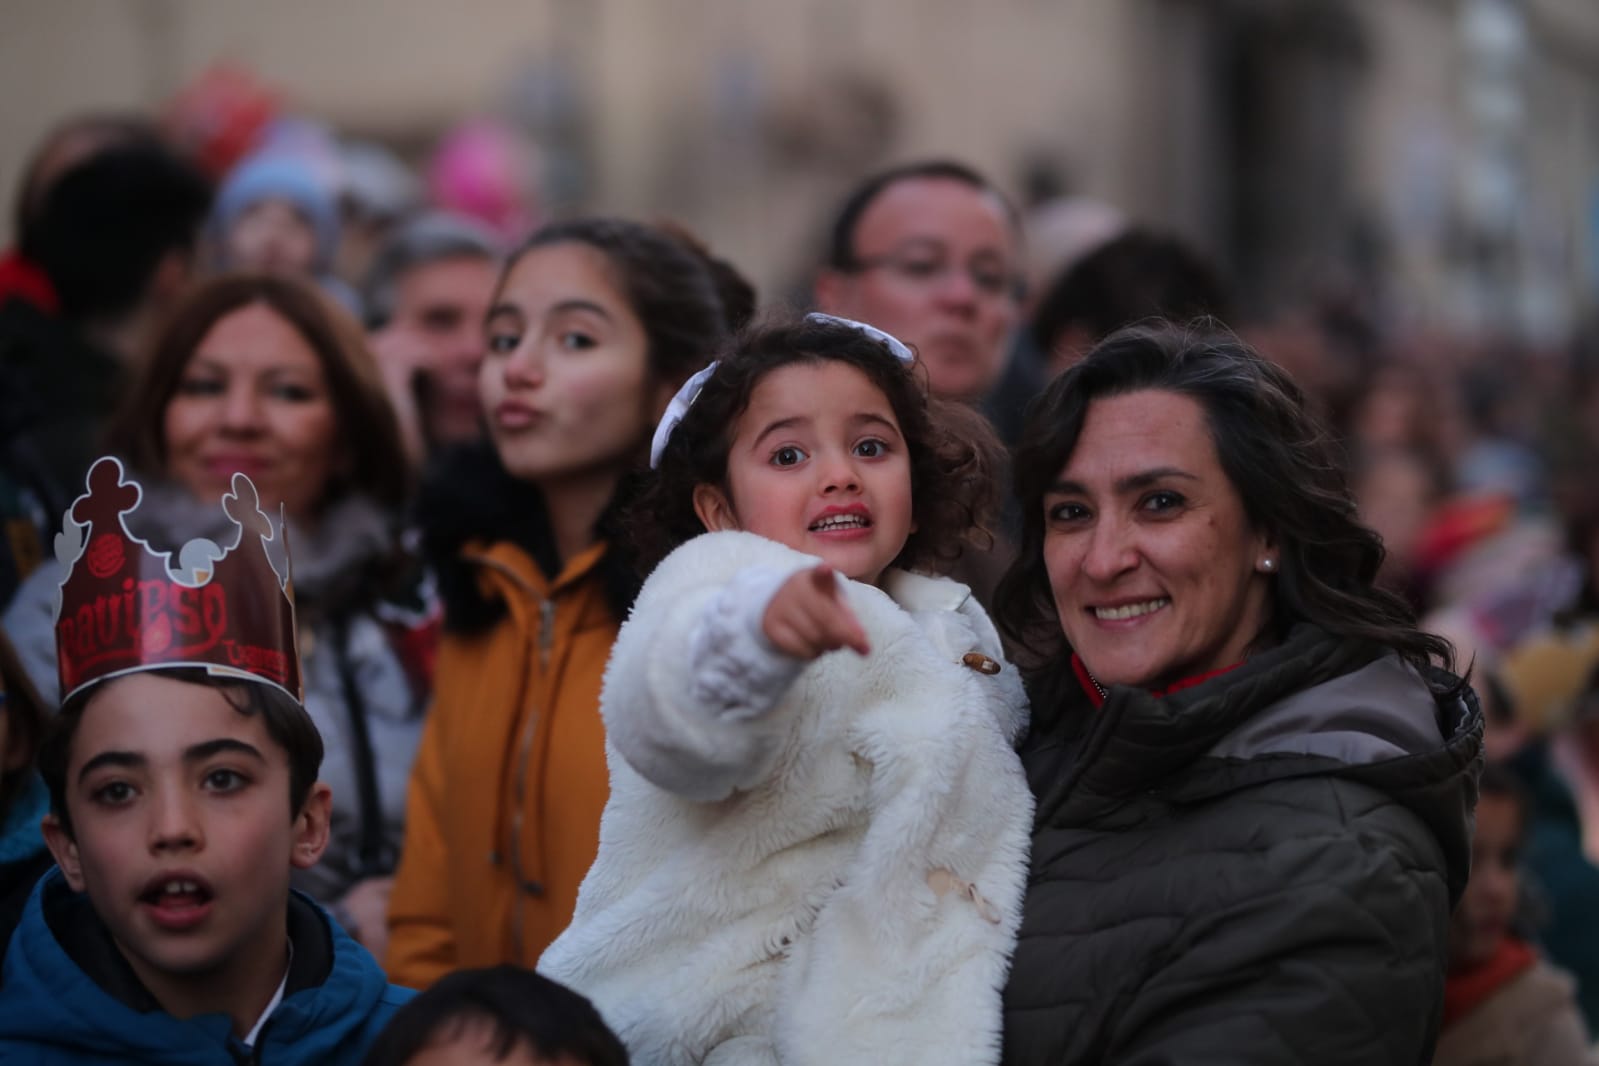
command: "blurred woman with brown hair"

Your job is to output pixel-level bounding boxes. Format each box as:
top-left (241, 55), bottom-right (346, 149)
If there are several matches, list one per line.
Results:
top-left (3, 272), bottom-right (426, 958)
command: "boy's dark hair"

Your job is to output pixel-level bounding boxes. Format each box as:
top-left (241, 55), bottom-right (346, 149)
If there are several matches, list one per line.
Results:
top-left (38, 669), bottom-right (323, 838)
top-left (24, 142), bottom-right (212, 324)
top-left (824, 159), bottom-right (1021, 271)
top-left (632, 313), bottom-right (1002, 576)
top-left (12, 112), bottom-right (163, 245)
top-left (362, 965), bottom-right (628, 1066)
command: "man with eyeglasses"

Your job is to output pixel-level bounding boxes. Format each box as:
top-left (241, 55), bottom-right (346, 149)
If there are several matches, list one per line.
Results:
top-left (814, 159), bottom-right (1025, 407)
top-left (815, 160), bottom-right (1031, 604)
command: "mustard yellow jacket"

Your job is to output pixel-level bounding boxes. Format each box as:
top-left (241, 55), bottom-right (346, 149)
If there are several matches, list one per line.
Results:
top-left (386, 538), bottom-right (617, 988)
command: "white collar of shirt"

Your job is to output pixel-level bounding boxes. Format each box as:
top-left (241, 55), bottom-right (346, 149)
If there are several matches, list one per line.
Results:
top-left (242, 939), bottom-right (294, 1049)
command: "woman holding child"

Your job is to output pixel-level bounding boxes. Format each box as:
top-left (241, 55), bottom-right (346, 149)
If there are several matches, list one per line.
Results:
top-left (995, 325), bottom-right (1483, 1064)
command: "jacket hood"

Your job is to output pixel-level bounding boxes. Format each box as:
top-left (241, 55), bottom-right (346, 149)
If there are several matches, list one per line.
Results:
top-left (0, 868), bottom-right (411, 1062)
top-left (419, 441), bottom-right (642, 634)
top-left (1038, 624), bottom-right (1483, 903)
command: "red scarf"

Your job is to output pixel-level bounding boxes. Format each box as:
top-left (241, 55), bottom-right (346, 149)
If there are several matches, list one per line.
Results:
top-left (1442, 938), bottom-right (1537, 1028)
top-left (0, 250), bottom-right (58, 314)
top-left (1071, 652), bottom-right (1243, 709)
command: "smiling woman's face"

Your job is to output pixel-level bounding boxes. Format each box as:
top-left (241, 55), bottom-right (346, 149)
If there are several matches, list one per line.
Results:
top-left (1041, 388), bottom-right (1274, 690)
top-left (162, 303), bottom-right (340, 524)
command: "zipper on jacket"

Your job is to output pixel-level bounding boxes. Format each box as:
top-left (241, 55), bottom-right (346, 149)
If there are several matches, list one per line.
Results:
top-left (508, 596), bottom-right (557, 959)
top-left (537, 597), bottom-right (555, 670)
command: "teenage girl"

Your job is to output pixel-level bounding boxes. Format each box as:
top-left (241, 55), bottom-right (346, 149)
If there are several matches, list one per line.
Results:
top-left (539, 313), bottom-right (1033, 1066)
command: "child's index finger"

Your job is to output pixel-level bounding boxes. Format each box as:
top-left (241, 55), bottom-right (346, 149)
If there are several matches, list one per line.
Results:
top-left (829, 591), bottom-right (869, 657)
top-left (843, 619), bottom-right (870, 657)
top-left (809, 564), bottom-right (841, 597)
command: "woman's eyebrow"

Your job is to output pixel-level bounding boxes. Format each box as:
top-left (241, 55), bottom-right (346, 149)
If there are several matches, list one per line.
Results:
top-left (1047, 468), bottom-right (1199, 495)
top-left (548, 298), bottom-right (613, 322)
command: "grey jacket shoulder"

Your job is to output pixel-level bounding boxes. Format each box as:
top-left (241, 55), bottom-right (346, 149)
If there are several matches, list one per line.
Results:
top-left (2, 558), bottom-right (64, 707)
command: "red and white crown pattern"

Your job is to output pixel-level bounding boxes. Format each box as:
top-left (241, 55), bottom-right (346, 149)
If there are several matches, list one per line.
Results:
top-left (52, 457), bottom-right (303, 706)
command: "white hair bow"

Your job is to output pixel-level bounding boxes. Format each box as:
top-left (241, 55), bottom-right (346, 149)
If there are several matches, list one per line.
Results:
top-left (647, 313), bottom-right (915, 469)
top-left (802, 312), bottom-right (916, 365)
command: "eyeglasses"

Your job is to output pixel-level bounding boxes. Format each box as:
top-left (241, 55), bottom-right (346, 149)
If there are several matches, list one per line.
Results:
top-left (845, 251), bottom-right (1023, 302)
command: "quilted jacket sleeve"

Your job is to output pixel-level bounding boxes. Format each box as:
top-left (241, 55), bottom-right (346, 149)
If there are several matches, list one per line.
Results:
top-left (1104, 802), bottom-right (1449, 1066)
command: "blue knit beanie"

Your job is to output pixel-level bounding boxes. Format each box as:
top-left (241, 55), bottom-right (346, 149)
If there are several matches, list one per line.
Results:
top-left (214, 152), bottom-right (340, 271)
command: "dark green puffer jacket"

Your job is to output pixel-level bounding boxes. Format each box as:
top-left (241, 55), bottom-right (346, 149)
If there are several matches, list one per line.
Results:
top-left (1002, 625), bottom-right (1482, 1065)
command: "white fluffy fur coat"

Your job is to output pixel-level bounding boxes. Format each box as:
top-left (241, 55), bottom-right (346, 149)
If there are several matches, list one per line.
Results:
top-left (539, 531), bottom-right (1034, 1066)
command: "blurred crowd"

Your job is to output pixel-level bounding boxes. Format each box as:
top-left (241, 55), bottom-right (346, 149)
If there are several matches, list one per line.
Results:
top-left (0, 71), bottom-right (1597, 1066)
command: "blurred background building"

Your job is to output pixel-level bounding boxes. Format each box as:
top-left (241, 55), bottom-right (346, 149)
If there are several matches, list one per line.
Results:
top-left (1, 0), bottom-right (1596, 336)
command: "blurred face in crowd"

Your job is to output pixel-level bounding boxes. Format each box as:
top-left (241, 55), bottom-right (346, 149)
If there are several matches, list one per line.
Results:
top-left (481, 241), bottom-right (670, 488)
top-left (1041, 390), bottom-right (1274, 690)
top-left (163, 302), bottom-right (341, 523)
top-left (1352, 365), bottom-right (1428, 453)
top-left (42, 673), bottom-right (330, 1021)
top-left (816, 177), bottom-right (1020, 402)
top-left (224, 199), bottom-right (320, 276)
top-left (1353, 449), bottom-right (1434, 589)
top-left (1449, 792), bottom-right (1521, 967)
top-left (391, 254), bottom-right (498, 448)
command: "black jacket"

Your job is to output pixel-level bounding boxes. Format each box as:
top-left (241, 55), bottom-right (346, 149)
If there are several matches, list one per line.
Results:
top-left (0, 296), bottom-right (122, 506)
top-left (1002, 626), bottom-right (1482, 1065)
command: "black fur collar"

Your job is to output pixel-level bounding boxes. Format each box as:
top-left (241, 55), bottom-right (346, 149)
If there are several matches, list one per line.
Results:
top-left (418, 441), bottom-right (644, 635)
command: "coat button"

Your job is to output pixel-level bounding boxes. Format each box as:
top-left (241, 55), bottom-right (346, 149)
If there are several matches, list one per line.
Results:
top-left (962, 653), bottom-right (1001, 675)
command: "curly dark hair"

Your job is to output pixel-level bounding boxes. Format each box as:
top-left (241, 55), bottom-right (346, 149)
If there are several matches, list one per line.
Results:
top-left (630, 314), bottom-right (1002, 577)
top-left (994, 322), bottom-right (1457, 701)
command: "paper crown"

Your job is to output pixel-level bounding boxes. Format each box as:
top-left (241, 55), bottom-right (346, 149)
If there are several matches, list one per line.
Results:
top-left (51, 457), bottom-right (302, 707)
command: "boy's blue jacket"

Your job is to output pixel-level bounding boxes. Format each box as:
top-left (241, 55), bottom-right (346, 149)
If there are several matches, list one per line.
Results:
top-left (0, 868), bottom-right (414, 1064)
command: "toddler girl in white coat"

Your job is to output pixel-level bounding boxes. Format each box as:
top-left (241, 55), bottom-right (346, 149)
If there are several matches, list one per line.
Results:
top-left (539, 314), bottom-right (1033, 1066)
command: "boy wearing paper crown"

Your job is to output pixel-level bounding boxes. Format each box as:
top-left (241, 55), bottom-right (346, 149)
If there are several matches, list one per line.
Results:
top-left (0, 457), bottom-right (413, 1064)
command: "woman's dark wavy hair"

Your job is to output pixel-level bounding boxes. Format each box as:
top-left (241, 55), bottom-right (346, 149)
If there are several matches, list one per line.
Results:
top-left (994, 322), bottom-right (1456, 697)
top-left (631, 314), bottom-right (1002, 577)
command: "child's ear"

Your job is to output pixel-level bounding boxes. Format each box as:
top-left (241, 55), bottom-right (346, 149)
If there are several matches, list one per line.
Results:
top-left (289, 783), bottom-right (334, 871)
top-left (692, 484), bottom-right (741, 533)
top-left (41, 814), bottom-right (86, 893)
